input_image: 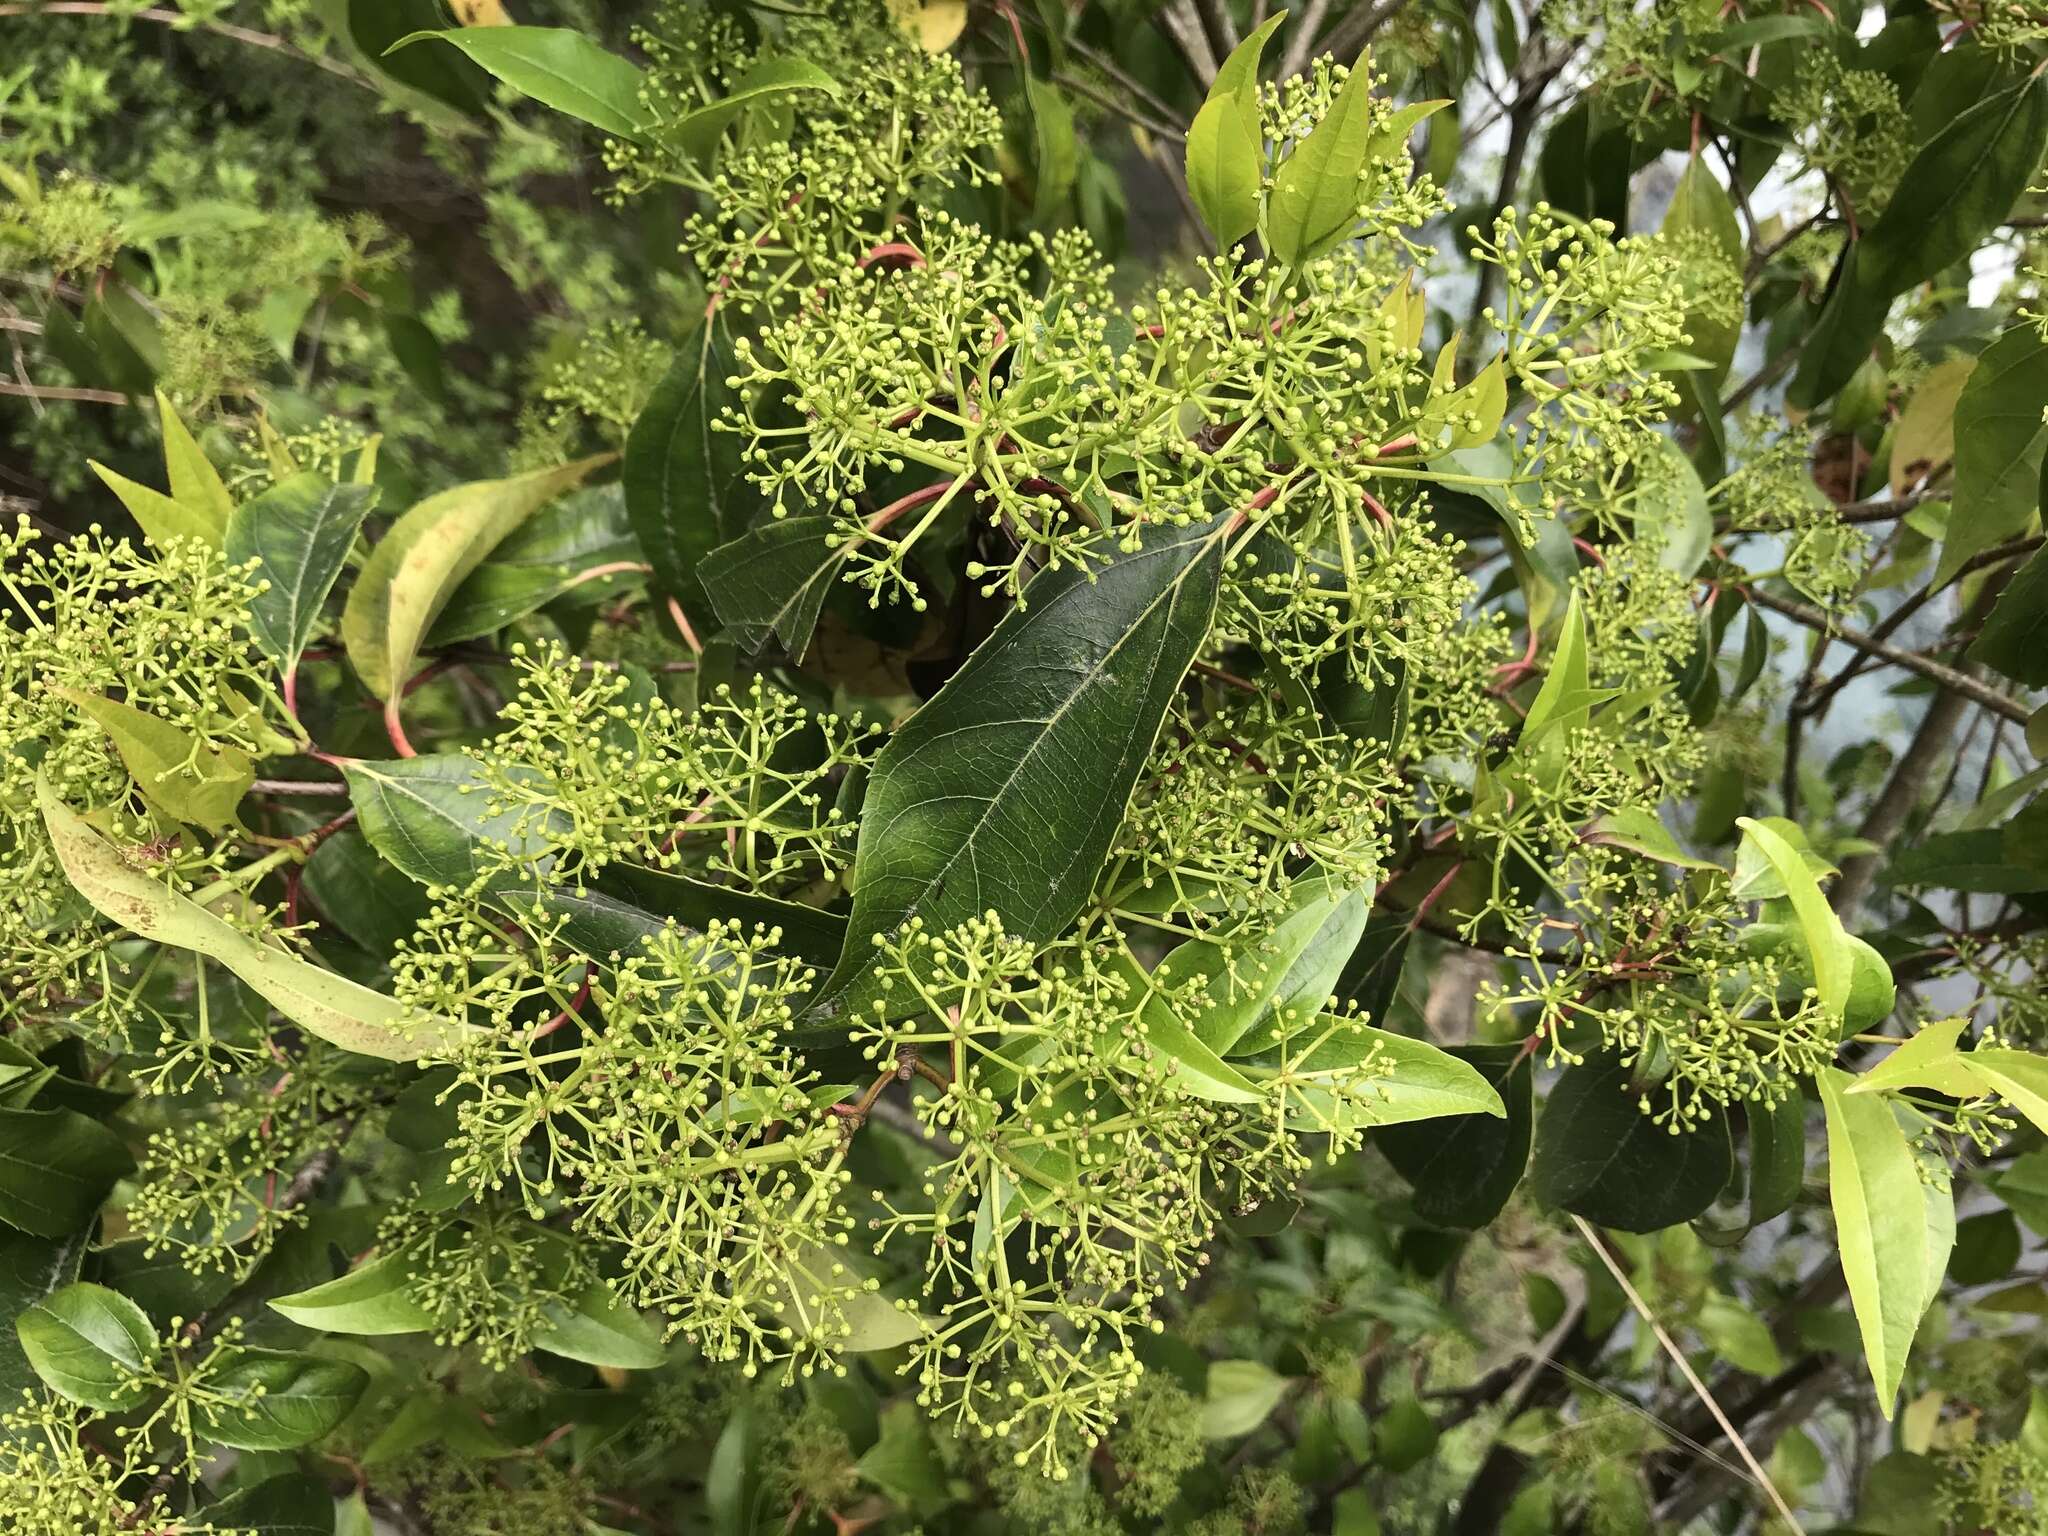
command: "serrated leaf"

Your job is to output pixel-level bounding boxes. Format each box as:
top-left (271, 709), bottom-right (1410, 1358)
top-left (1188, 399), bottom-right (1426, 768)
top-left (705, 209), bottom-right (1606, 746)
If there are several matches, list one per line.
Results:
top-left (15, 1281), bottom-right (158, 1410)
top-left (1818, 1068), bottom-right (1953, 1417)
top-left (1267, 60), bottom-right (1376, 267)
top-left (810, 517), bottom-right (1226, 1022)
top-left (699, 515), bottom-right (842, 657)
top-left (197, 1346), bottom-right (369, 1450)
top-left (54, 687), bottom-right (253, 832)
top-left (386, 26), bottom-right (648, 137)
top-left (341, 455), bottom-right (606, 702)
top-left (227, 474), bottom-right (381, 674)
top-left (38, 778), bottom-right (468, 1061)
top-left (624, 326), bottom-right (749, 616)
top-left (270, 1251), bottom-right (436, 1336)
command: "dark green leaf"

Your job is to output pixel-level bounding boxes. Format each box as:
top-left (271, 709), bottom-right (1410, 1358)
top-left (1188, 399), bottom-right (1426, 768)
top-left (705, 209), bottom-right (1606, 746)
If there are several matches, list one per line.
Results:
top-left (624, 327), bottom-right (749, 617)
top-left (1950, 1209), bottom-right (2021, 1286)
top-left (301, 826), bottom-right (434, 957)
top-left (594, 863), bottom-right (847, 969)
top-left (1887, 828), bottom-right (2048, 894)
top-left (206, 1472), bottom-right (337, 1536)
top-left (1377, 1044), bottom-right (1533, 1228)
top-left (1969, 543), bottom-right (2048, 685)
top-left (226, 474), bottom-right (381, 678)
top-left (0, 1229), bottom-right (86, 1404)
top-left (349, 0), bottom-right (491, 115)
top-left (810, 517), bottom-right (1225, 1021)
top-left (1025, 75), bottom-right (1077, 218)
top-left (1748, 1092), bottom-right (1807, 1227)
top-left (346, 754), bottom-right (566, 891)
top-left (0, 1107), bottom-right (133, 1238)
top-left (1530, 1052), bottom-right (1734, 1231)
top-left (699, 515), bottom-right (841, 657)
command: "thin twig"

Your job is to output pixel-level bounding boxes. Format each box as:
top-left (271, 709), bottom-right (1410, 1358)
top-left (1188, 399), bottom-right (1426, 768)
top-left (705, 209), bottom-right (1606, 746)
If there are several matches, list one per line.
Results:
top-left (1570, 1215), bottom-right (1804, 1535)
top-left (0, 379), bottom-right (132, 405)
top-left (0, 3), bottom-right (372, 86)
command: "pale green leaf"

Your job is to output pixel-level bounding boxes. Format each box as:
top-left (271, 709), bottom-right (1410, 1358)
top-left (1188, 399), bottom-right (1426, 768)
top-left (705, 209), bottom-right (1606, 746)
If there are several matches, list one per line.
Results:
top-left (270, 1252), bottom-right (436, 1336)
top-left (1737, 817), bottom-right (1853, 1017)
top-left (54, 688), bottom-right (253, 832)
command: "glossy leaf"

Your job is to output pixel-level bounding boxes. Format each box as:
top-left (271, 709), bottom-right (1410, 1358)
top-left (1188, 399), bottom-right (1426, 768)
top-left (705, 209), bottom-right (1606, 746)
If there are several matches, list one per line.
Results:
top-left (15, 1281), bottom-right (158, 1410)
top-left (206, 1473), bottom-right (338, 1536)
top-left (270, 1251), bottom-right (436, 1336)
top-left (387, 27), bottom-right (648, 137)
top-left (1184, 13), bottom-right (1284, 250)
top-left (1267, 61), bottom-right (1374, 267)
top-left (1377, 1044), bottom-right (1533, 1228)
top-left (624, 326), bottom-right (747, 615)
top-left (427, 483), bottom-right (640, 644)
top-left (1530, 1052), bottom-right (1734, 1231)
top-left (1818, 1068), bottom-right (1953, 1417)
top-left (667, 56), bottom-right (841, 167)
top-left (811, 517), bottom-right (1226, 1022)
top-left (226, 474), bottom-right (381, 676)
top-left (55, 687), bottom-right (253, 831)
top-left (1748, 1092), bottom-right (1806, 1228)
top-left (1025, 75), bottom-right (1077, 218)
top-left (531, 1281), bottom-right (667, 1369)
top-left (198, 1347), bottom-right (370, 1449)
top-left (341, 455), bottom-right (606, 701)
top-left (1936, 328), bottom-right (2048, 587)
top-left (1736, 817), bottom-right (1853, 1018)
top-left (0, 1230), bottom-right (87, 1406)
top-left (39, 779), bottom-right (469, 1060)
top-left (344, 753), bottom-right (565, 892)
top-left (1962, 1049), bottom-right (2048, 1137)
top-left (1247, 1020), bottom-right (1507, 1131)
top-left (0, 1107), bottom-right (134, 1238)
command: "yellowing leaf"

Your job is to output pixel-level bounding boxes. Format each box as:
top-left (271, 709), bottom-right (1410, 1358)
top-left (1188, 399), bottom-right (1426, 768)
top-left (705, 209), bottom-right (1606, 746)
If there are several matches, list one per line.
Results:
top-left (451, 0), bottom-right (511, 23)
top-left (887, 0), bottom-right (966, 51)
top-left (341, 455), bottom-right (607, 701)
top-left (1963, 1049), bottom-right (2048, 1136)
top-left (1891, 356), bottom-right (1975, 496)
top-left (54, 687), bottom-right (253, 832)
top-left (1818, 1068), bottom-right (1953, 1418)
top-left (37, 778), bottom-right (470, 1061)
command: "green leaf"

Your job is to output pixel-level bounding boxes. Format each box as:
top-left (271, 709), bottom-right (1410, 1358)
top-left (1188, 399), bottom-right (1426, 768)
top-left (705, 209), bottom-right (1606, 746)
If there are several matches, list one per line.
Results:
top-left (0, 1106), bottom-right (133, 1238)
top-left (624, 326), bottom-right (748, 616)
top-left (227, 473), bottom-right (381, 675)
top-left (1847, 1018), bottom-right (1980, 1101)
top-left (1202, 1358), bottom-right (1293, 1439)
top-left (768, 1245), bottom-right (924, 1354)
top-left (1891, 355), bottom-right (1975, 496)
top-left (0, 1230), bottom-right (86, 1404)
top-left (155, 388), bottom-right (234, 541)
top-left (1519, 590), bottom-right (1592, 739)
top-left (1184, 13), bottom-right (1285, 250)
top-left (1886, 827), bottom-right (2048, 894)
top-left (197, 1347), bottom-right (369, 1450)
top-left (666, 56), bottom-right (840, 167)
top-left (1530, 1052), bottom-right (1734, 1231)
top-left (857, 1401), bottom-right (950, 1510)
top-left (341, 455), bottom-right (606, 701)
top-left (270, 1251), bottom-right (435, 1336)
top-left (1659, 156), bottom-right (1743, 389)
top-left (1794, 79), bottom-right (2048, 406)
top-left (1736, 817), bottom-right (1853, 1017)
top-left (38, 778), bottom-right (469, 1061)
top-left (1267, 62), bottom-right (1375, 267)
top-left (1748, 1092), bottom-right (1806, 1228)
top-left (1934, 327), bottom-right (2048, 588)
top-left (1110, 949), bottom-right (1264, 1104)
top-left (593, 863), bottom-right (849, 969)
top-left (1582, 806), bottom-right (1723, 871)
top-left (531, 1282), bottom-right (666, 1369)
top-left (54, 687), bottom-right (253, 832)
top-left (1697, 1293), bottom-right (1785, 1377)
top-left (1818, 1068), bottom-right (1953, 1417)
top-left (810, 517), bottom-right (1226, 1022)
top-left (15, 1281), bottom-right (158, 1410)
top-left (1025, 75), bottom-right (1077, 218)
top-left (1154, 874), bottom-right (1370, 1058)
top-left (427, 483), bottom-right (640, 645)
top-left (1247, 1020), bottom-right (1507, 1131)
top-left (206, 1473), bottom-right (337, 1536)
top-left (1376, 1044), bottom-right (1533, 1228)
top-left (1962, 1049), bottom-right (2048, 1137)
top-left (344, 753), bottom-right (565, 892)
top-left (301, 826), bottom-right (433, 957)
top-left (699, 515), bottom-right (842, 657)
top-left (1969, 543), bottom-right (2048, 686)
top-left (88, 459), bottom-right (218, 551)
top-left (386, 26), bottom-right (648, 137)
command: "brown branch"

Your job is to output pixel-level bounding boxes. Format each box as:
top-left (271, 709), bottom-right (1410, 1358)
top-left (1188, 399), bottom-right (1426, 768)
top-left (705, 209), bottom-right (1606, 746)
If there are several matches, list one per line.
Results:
top-left (0, 3), bottom-right (372, 86)
top-left (0, 379), bottom-right (133, 405)
top-left (1745, 585), bottom-right (2029, 724)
